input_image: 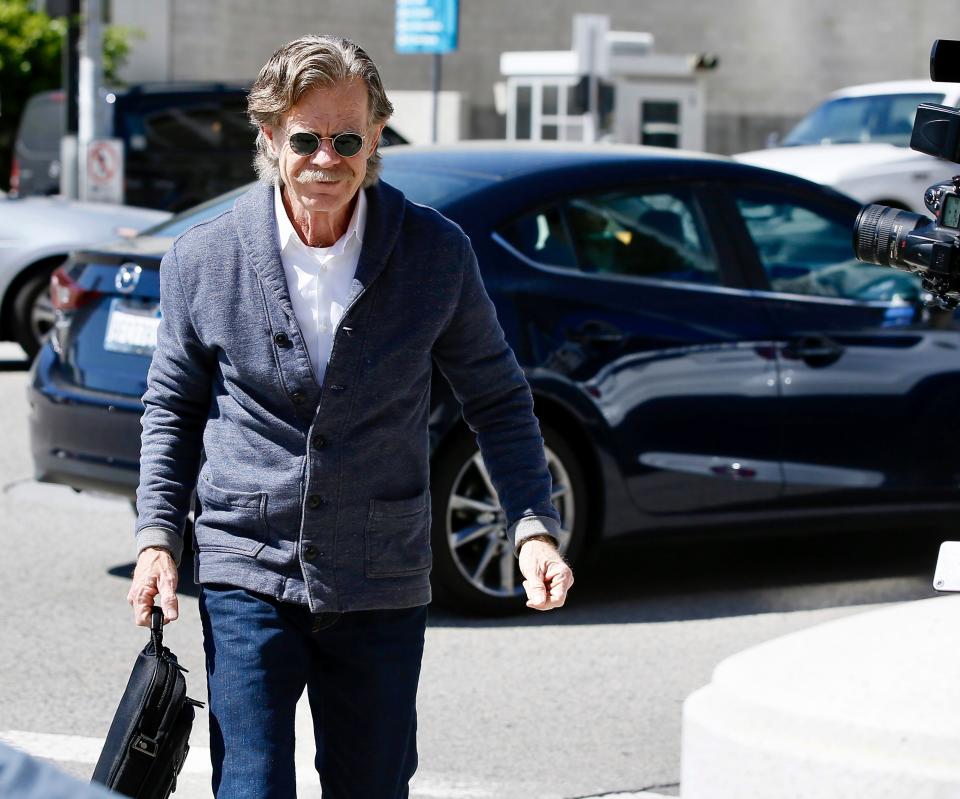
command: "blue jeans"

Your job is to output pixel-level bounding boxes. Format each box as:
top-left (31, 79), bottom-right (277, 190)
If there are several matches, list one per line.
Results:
top-left (199, 584), bottom-right (427, 799)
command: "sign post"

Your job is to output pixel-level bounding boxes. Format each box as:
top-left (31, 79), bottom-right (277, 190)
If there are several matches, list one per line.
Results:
top-left (78, 0), bottom-right (105, 201)
top-left (48, 0), bottom-right (81, 198)
top-left (395, 0), bottom-right (459, 143)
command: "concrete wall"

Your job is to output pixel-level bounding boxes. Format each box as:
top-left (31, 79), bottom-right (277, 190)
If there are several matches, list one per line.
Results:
top-left (111, 0), bottom-right (172, 83)
top-left (117, 0), bottom-right (956, 154)
top-left (388, 91), bottom-right (466, 145)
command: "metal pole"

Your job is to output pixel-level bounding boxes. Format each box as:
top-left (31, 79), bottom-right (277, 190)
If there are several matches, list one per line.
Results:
top-left (431, 53), bottom-right (441, 144)
top-left (60, 0), bottom-right (81, 199)
top-left (587, 33), bottom-right (598, 143)
top-left (64, 0), bottom-right (80, 136)
top-left (78, 0), bottom-right (104, 200)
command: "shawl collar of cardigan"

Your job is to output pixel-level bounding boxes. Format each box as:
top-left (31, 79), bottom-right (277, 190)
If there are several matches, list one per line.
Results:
top-left (232, 179), bottom-right (406, 324)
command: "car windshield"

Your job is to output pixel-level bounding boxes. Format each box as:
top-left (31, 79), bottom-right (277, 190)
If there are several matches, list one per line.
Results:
top-left (138, 184), bottom-right (250, 237)
top-left (137, 159), bottom-right (493, 239)
top-left (380, 163), bottom-right (495, 207)
top-left (783, 93), bottom-right (944, 147)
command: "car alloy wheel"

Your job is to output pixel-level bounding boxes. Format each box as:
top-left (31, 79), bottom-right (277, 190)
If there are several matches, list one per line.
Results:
top-left (430, 423), bottom-right (588, 614)
top-left (13, 266), bottom-right (60, 359)
top-left (30, 285), bottom-right (56, 346)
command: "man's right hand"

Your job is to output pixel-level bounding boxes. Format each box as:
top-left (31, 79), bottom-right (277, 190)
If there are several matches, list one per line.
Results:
top-left (127, 546), bottom-right (179, 626)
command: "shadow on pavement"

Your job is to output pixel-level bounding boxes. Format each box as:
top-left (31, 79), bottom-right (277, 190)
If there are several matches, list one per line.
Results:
top-left (106, 527), bottom-right (947, 627)
top-left (428, 526), bottom-right (947, 628)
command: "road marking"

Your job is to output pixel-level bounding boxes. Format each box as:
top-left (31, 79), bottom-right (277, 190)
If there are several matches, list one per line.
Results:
top-left (575, 794), bottom-right (675, 799)
top-left (0, 731), bottom-right (107, 768)
top-left (0, 730), bottom-right (494, 797)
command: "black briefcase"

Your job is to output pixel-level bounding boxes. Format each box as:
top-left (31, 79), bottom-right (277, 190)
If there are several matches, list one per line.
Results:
top-left (92, 608), bottom-right (204, 798)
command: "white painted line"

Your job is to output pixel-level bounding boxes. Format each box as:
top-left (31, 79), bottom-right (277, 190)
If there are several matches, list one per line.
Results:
top-left (0, 730), bottom-right (209, 776)
top-left (574, 792), bottom-right (676, 799)
top-left (0, 731), bottom-right (106, 767)
top-left (0, 730), bottom-right (494, 798)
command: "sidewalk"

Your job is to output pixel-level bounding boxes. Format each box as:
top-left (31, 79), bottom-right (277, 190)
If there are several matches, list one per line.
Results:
top-left (682, 594), bottom-right (960, 798)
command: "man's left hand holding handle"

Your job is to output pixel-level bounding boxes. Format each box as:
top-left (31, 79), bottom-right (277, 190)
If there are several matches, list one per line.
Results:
top-left (127, 546), bottom-right (179, 626)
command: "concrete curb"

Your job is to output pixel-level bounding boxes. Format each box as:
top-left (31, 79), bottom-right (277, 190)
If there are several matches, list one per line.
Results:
top-left (680, 595), bottom-right (960, 798)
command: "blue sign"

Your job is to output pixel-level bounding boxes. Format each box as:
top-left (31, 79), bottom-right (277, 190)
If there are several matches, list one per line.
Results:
top-left (396, 0), bottom-right (459, 54)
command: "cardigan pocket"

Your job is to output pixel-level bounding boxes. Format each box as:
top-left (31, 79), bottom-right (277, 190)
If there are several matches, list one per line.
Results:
top-left (364, 491), bottom-right (432, 578)
top-left (194, 478), bottom-right (269, 557)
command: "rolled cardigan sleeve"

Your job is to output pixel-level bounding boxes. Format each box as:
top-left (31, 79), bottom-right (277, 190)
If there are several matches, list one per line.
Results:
top-left (134, 243), bottom-right (214, 564)
top-left (432, 236), bottom-right (561, 554)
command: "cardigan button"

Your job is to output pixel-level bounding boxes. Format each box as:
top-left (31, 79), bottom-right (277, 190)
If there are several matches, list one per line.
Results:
top-left (307, 494), bottom-right (325, 509)
top-left (311, 434), bottom-right (326, 449)
top-left (304, 545), bottom-right (320, 560)
top-left (291, 390), bottom-right (305, 404)
top-left (273, 332), bottom-right (291, 348)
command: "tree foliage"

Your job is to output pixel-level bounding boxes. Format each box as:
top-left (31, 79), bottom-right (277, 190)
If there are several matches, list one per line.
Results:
top-left (0, 0), bottom-right (137, 191)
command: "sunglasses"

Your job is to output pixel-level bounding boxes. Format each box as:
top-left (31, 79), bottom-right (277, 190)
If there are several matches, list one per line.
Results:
top-left (283, 129), bottom-right (367, 158)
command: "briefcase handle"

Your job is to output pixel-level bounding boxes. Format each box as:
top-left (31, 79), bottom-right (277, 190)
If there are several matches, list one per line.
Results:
top-left (150, 607), bottom-right (164, 654)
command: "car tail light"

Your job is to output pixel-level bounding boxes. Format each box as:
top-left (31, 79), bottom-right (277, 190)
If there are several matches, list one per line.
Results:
top-left (9, 157), bottom-right (19, 196)
top-left (50, 266), bottom-right (101, 311)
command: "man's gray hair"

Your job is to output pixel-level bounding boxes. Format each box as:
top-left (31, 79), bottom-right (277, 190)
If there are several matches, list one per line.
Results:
top-left (247, 34), bottom-right (394, 188)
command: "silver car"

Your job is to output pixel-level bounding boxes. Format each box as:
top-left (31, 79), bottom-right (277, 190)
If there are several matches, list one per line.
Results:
top-left (0, 196), bottom-right (169, 357)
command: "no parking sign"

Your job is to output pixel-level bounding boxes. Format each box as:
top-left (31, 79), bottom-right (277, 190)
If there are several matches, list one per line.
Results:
top-left (85, 138), bottom-right (125, 204)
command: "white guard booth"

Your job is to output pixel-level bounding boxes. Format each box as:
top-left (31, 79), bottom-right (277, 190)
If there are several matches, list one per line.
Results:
top-left (499, 14), bottom-right (713, 151)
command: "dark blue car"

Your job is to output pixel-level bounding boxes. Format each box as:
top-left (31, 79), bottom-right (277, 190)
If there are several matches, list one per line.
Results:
top-left (28, 144), bottom-right (960, 613)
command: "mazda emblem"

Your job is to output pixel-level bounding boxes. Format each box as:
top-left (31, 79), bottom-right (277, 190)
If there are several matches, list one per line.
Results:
top-left (116, 263), bottom-right (142, 294)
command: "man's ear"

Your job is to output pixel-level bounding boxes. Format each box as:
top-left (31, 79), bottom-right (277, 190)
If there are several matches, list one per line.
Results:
top-left (368, 123), bottom-right (386, 156)
top-left (261, 123), bottom-right (278, 155)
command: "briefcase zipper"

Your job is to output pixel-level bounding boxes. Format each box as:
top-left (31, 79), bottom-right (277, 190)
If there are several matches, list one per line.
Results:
top-left (130, 655), bottom-right (173, 758)
top-left (157, 655), bottom-right (174, 709)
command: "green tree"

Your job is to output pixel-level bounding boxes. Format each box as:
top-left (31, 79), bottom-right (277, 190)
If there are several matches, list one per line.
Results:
top-left (0, 0), bottom-right (137, 191)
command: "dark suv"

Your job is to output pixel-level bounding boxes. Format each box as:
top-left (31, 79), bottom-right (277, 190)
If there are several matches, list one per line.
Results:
top-left (11, 84), bottom-right (407, 211)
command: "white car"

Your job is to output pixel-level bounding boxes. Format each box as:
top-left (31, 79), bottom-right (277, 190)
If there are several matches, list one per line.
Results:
top-left (735, 80), bottom-right (960, 212)
top-left (0, 197), bottom-right (169, 357)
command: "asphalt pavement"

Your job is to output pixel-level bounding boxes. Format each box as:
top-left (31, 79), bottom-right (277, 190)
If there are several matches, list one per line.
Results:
top-left (0, 342), bottom-right (945, 798)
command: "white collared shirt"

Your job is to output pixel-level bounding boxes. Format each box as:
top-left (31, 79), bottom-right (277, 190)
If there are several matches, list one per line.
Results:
top-left (274, 183), bottom-right (366, 385)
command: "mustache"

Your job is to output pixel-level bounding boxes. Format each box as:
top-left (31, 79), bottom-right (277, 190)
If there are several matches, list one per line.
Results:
top-left (296, 168), bottom-right (349, 184)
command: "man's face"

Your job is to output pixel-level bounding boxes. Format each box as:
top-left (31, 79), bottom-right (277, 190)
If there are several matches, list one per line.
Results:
top-left (263, 79), bottom-right (383, 217)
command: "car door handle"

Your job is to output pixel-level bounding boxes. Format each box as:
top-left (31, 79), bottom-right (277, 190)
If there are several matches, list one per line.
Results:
top-left (566, 322), bottom-right (625, 345)
top-left (784, 335), bottom-right (845, 365)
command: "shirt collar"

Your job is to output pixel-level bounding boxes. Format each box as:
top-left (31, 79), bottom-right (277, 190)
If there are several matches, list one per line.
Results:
top-left (274, 182), bottom-right (367, 255)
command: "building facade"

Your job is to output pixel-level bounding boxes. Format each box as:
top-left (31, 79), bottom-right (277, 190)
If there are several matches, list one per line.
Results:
top-left (112, 0), bottom-right (955, 154)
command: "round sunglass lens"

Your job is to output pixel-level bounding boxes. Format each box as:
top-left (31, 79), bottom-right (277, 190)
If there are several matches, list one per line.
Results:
top-left (333, 134), bottom-right (364, 157)
top-left (289, 132), bottom-right (320, 156)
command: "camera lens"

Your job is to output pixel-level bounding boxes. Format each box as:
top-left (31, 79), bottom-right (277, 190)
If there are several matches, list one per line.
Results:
top-left (853, 204), bottom-right (927, 267)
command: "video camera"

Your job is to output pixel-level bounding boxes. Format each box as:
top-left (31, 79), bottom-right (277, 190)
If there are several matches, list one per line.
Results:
top-left (853, 40), bottom-right (960, 309)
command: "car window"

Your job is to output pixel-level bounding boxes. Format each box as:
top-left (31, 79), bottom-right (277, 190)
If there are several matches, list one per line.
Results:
top-left (119, 96), bottom-right (253, 153)
top-left (17, 94), bottom-right (64, 154)
top-left (736, 190), bottom-right (921, 303)
top-left (783, 93), bottom-right (943, 147)
top-left (569, 190), bottom-right (719, 284)
top-left (499, 205), bottom-right (580, 270)
top-left (502, 189), bottom-right (719, 285)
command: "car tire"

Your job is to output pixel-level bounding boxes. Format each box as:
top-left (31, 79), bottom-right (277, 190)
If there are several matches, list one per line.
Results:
top-left (13, 267), bottom-right (58, 359)
top-left (430, 422), bottom-right (588, 615)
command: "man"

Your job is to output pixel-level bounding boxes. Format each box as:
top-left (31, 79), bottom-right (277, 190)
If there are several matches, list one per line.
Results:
top-left (127, 34), bottom-right (573, 799)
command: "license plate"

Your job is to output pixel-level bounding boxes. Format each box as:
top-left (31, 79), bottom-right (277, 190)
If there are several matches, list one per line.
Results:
top-left (104, 298), bottom-right (161, 356)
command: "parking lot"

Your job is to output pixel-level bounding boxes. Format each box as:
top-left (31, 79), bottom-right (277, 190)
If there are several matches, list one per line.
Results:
top-left (0, 341), bottom-right (946, 798)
